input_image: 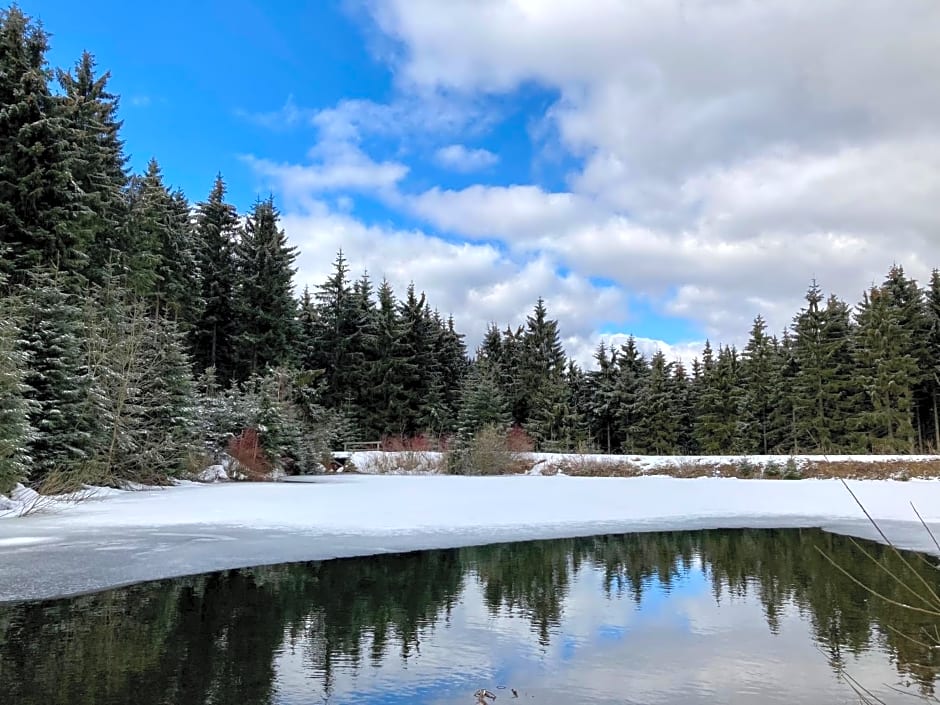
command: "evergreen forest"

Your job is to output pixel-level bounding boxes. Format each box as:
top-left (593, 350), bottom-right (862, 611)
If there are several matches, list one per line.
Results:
top-left (2, 6), bottom-right (940, 493)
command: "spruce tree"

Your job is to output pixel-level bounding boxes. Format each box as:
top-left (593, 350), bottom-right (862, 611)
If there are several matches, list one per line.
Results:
top-left (695, 345), bottom-right (742, 454)
top-left (614, 337), bottom-right (648, 452)
top-left (192, 175), bottom-right (239, 381)
top-left (854, 286), bottom-right (918, 453)
top-left (310, 251), bottom-right (357, 408)
top-left (926, 270), bottom-right (940, 450)
top-left (21, 271), bottom-right (93, 483)
top-left (881, 265), bottom-right (932, 450)
top-left (125, 159), bottom-right (200, 317)
top-left (0, 285), bottom-right (32, 493)
top-left (740, 316), bottom-right (774, 454)
top-left (631, 350), bottom-right (679, 454)
top-left (520, 299), bottom-right (569, 448)
top-left (456, 360), bottom-right (510, 438)
top-left (792, 281), bottom-right (833, 452)
top-left (233, 197), bottom-right (298, 378)
top-left (57, 51), bottom-right (129, 285)
top-left (672, 361), bottom-right (696, 454)
top-left (0, 7), bottom-right (82, 287)
top-left (587, 342), bottom-right (621, 452)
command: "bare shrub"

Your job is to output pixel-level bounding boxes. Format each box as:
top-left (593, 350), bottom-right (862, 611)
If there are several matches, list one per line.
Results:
top-left (365, 451), bottom-right (444, 474)
top-left (506, 425), bottom-right (536, 453)
top-left (447, 425), bottom-right (524, 475)
top-left (227, 428), bottom-right (272, 481)
top-left (553, 456), bottom-right (643, 477)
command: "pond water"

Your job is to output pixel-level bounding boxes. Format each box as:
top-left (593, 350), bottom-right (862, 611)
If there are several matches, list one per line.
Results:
top-left (2, 529), bottom-right (940, 704)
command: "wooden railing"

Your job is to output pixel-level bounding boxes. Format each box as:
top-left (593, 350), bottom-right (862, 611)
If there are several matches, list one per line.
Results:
top-left (342, 441), bottom-right (382, 452)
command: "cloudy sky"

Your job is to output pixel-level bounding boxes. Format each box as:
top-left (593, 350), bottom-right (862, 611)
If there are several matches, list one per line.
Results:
top-left (30, 0), bottom-right (940, 365)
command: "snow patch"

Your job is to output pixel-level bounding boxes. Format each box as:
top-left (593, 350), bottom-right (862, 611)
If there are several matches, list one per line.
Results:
top-left (196, 465), bottom-right (229, 483)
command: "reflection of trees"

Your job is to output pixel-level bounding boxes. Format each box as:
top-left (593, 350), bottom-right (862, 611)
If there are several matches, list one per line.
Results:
top-left (1, 529), bottom-right (939, 703)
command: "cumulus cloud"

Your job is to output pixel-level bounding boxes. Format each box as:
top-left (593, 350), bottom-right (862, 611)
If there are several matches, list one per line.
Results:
top-left (280, 205), bottom-right (627, 360)
top-left (434, 144), bottom-right (499, 172)
top-left (243, 0), bottom-right (940, 364)
top-left (358, 0), bottom-right (940, 341)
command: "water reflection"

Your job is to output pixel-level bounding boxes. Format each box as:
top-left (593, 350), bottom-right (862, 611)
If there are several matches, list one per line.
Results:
top-left (1, 529), bottom-right (939, 704)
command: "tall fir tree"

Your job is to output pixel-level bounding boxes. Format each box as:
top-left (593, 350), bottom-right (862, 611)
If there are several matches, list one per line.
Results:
top-left (740, 316), bottom-right (775, 454)
top-left (56, 51), bottom-right (129, 285)
top-left (587, 343), bottom-right (621, 452)
top-left (926, 269), bottom-right (940, 450)
top-left (695, 345), bottom-right (742, 454)
top-left (631, 350), bottom-right (679, 454)
top-left (614, 337), bottom-right (649, 453)
top-left (20, 271), bottom-right (93, 482)
top-left (234, 197), bottom-right (298, 378)
top-left (0, 7), bottom-right (82, 287)
top-left (0, 283), bottom-right (32, 493)
top-left (854, 286), bottom-right (918, 453)
top-left (881, 265), bottom-right (932, 451)
top-left (191, 175), bottom-right (239, 381)
top-left (792, 281), bottom-right (838, 452)
top-left (456, 359), bottom-right (510, 438)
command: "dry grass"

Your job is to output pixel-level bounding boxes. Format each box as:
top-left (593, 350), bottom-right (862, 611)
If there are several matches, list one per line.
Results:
top-left (365, 451), bottom-right (445, 474)
top-left (524, 455), bottom-right (940, 480)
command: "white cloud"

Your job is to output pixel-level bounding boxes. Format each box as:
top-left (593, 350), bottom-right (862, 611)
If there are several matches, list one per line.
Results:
top-left (281, 205), bottom-right (626, 359)
top-left (242, 149), bottom-right (407, 200)
top-left (434, 144), bottom-right (498, 172)
top-left (243, 0), bottom-right (940, 363)
top-left (353, 0), bottom-right (940, 346)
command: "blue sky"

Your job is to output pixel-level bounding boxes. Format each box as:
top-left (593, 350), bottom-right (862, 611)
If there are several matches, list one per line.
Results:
top-left (22, 0), bottom-right (940, 364)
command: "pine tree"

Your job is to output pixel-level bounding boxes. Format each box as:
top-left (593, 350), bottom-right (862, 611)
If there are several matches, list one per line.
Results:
top-left (854, 286), bottom-right (918, 453)
top-left (0, 7), bottom-right (82, 287)
top-left (0, 284), bottom-right (32, 493)
top-left (234, 197), bottom-right (298, 378)
top-left (819, 295), bottom-right (860, 450)
top-left (396, 284), bottom-right (436, 436)
top-left (21, 271), bottom-right (93, 483)
top-left (365, 279), bottom-right (409, 437)
top-left (631, 350), bottom-right (679, 454)
top-left (456, 360), bottom-right (510, 438)
top-left (792, 281), bottom-right (834, 452)
top-left (310, 251), bottom-right (357, 409)
top-left (521, 299), bottom-right (569, 448)
top-left (125, 159), bottom-right (200, 318)
top-left (767, 330), bottom-right (799, 454)
top-left (192, 175), bottom-right (239, 381)
top-left (587, 342), bottom-right (620, 452)
top-left (614, 337), bottom-right (648, 453)
top-left (672, 360), bottom-right (696, 454)
top-left (695, 345), bottom-right (742, 454)
top-left (881, 265), bottom-right (932, 451)
top-left (740, 316), bottom-right (774, 454)
top-left (56, 51), bottom-right (128, 285)
top-left (926, 270), bottom-right (940, 451)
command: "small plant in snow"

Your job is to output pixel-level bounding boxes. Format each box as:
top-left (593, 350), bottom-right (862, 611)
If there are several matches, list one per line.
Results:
top-left (783, 457), bottom-right (802, 479)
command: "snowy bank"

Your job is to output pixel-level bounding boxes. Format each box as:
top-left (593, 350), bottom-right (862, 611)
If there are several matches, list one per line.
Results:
top-left (2, 475), bottom-right (940, 602)
top-left (344, 451), bottom-right (940, 478)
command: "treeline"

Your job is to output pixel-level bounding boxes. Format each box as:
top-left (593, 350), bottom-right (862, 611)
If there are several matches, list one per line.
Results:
top-left (1, 6), bottom-right (939, 495)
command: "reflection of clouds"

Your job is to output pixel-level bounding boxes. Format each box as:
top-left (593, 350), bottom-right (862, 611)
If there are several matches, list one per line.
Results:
top-left (271, 555), bottom-right (914, 704)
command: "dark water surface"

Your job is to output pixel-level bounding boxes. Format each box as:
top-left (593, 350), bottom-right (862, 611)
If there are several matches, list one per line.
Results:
top-left (2, 529), bottom-right (940, 704)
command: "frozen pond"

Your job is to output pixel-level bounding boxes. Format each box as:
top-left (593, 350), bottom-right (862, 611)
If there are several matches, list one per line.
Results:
top-left (2, 528), bottom-right (939, 704)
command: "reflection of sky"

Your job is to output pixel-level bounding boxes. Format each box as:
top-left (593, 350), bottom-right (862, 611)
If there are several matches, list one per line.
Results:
top-left (272, 556), bottom-right (905, 705)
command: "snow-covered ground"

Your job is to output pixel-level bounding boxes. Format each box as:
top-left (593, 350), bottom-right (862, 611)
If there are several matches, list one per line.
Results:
top-left (2, 474), bottom-right (940, 602)
top-left (345, 451), bottom-right (939, 475)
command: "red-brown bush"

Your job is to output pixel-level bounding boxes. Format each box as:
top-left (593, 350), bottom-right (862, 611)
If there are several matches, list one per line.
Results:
top-left (505, 425), bottom-right (536, 453)
top-left (227, 428), bottom-right (271, 480)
